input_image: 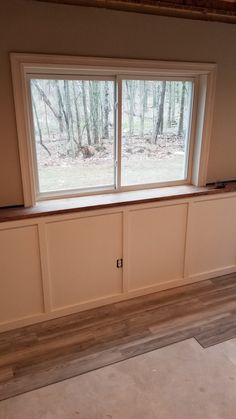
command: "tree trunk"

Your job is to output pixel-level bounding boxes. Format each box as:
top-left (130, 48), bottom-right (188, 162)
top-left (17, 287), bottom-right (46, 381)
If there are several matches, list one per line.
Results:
top-left (89, 81), bottom-right (99, 145)
top-left (32, 97), bottom-right (51, 156)
top-left (81, 81), bottom-right (91, 145)
top-left (154, 81), bottom-right (166, 144)
top-left (55, 80), bottom-right (69, 132)
top-left (171, 82), bottom-right (176, 126)
top-left (178, 82), bottom-right (186, 136)
top-left (126, 80), bottom-right (135, 138)
top-left (33, 80), bottom-right (63, 133)
top-left (44, 101), bottom-right (50, 139)
top-left (64, 80), bottom-right (77, 156)
top-left (104, 81), bottom-right (109, 139)
top-left (72, 82), bottom-right (82, 147)
top-left (152, 82), bottom-right (160, 134)
top-left (139, 80), bottom-right (147, 139)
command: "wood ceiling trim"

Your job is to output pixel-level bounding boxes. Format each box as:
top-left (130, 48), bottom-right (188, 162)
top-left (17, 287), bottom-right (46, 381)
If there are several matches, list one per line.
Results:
top-left (33, 0), bottom-right (236, 23)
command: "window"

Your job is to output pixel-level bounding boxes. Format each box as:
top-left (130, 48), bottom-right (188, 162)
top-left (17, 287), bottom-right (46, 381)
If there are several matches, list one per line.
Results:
top-left (30, 78), bottom-right (116, 194)
top-left (121, 79), bottom-right (193, 187)
top-left (11, 54), bottom-right (216, 206)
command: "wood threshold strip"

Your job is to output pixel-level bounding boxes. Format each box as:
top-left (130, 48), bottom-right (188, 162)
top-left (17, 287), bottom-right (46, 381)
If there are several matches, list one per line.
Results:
top-left (33, 0), bottom-right (236, 24)
top-left (0, 273), bottom-right (236, 400)
top-left (0, 184), bottom-right (236, 223)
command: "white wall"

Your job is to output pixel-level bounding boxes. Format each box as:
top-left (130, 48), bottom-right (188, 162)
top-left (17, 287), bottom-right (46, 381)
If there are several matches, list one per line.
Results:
top-left (0, 0), bottom-right (236, 206)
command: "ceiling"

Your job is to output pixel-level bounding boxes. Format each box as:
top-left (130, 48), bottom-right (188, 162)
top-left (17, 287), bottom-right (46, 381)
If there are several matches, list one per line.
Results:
top-left (33, 0), bottom-right (236, 23)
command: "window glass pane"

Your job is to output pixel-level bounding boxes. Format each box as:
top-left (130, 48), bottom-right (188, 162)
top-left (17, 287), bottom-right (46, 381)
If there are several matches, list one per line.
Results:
top-left (121, 80), bottom-right (193, 186)
top-left (30, 79), bottom-right (115, 193)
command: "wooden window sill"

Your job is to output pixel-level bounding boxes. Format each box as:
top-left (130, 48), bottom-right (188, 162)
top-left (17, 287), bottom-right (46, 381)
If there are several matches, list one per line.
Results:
top-left (0, 184), bottom-right (236, 223)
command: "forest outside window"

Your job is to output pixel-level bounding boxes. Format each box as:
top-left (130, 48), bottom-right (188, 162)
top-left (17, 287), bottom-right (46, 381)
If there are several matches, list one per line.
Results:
top-left (29, 77), bottom-right (193, 197)
top-left (121, 79), bottom-right (192, 186)
top-left (11, 55), bottom-right (216, 206)
top-left (30, 78), bottom-right (116, 194)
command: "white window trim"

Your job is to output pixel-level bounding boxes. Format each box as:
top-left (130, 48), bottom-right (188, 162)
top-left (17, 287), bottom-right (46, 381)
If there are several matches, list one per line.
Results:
top-left (10, 53), bottom-right (217, 207)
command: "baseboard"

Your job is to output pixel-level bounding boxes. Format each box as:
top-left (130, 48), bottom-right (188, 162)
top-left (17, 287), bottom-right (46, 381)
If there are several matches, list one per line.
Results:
top-left (1, 266), bottom-right (236, 333)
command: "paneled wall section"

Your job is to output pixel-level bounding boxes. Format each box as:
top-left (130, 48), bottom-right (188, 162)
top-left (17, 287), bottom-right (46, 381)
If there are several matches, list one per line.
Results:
top-left (1, 193), bottom-right (236, 332)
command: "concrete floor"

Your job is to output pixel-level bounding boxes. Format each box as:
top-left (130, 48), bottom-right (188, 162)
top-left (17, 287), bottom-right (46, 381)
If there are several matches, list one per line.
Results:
top-left (1, 338), bottom-right (236, 419)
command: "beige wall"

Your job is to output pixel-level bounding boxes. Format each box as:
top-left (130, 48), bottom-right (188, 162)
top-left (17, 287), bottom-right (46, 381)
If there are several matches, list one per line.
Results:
top-left (0, 0), bottom-right (236, 207)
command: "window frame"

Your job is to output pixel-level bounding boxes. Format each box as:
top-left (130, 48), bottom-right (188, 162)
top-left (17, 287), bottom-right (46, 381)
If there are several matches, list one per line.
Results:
top-left (11, 53), bottom-right (217, 207)
top-left (118, 75), bottom-right (195, 190)
top-left (27, 74), bottom-right (118, 200)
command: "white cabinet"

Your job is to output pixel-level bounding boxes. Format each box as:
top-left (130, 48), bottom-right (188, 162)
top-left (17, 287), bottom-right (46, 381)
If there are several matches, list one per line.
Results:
top-left (1, 194), bottom-right (236, 332)
top-left (46, 212), bottom-right (123, 310)
top-left (128, 204), bottom-right (188, 291)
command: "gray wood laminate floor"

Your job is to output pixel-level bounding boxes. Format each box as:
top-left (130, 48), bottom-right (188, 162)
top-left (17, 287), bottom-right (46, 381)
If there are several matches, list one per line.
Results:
top-left (1, 273), bottom-right (236, 401)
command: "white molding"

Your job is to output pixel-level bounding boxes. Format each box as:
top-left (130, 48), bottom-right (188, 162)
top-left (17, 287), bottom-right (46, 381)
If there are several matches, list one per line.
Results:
top-left (10, 56), bottom-right (36, 207)
top-left (11, 53), bottom-right (216, 76)
top-left (10, 52), bottom-right (217, 206)
top-left (1, 265), bottom-right (235, 333)
top-left (191, 69), bottom-right (217, 186)
top-left (37, 222), bottom-right (52, 313)
top-left (187, 266), bottom-right (236, 282)
top-left (183, 202), bottom-right (191, 279)
top-left (122, 209), bottom-right (129, 293)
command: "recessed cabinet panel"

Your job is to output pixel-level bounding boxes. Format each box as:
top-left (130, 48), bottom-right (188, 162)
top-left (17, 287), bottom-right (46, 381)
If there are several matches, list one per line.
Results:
top-left (188, 198), bottom-right (236, 276)
top-left (46, 213), bottom-right (123, 309)
top-left (0, 226), bottom-right (44, 324)
top-left (129, 204), bottom-right (187, 290)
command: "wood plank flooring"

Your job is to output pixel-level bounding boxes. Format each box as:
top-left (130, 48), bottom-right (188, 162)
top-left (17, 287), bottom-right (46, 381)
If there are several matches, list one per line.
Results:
top-left (1, 273), bottom-right (236, 401)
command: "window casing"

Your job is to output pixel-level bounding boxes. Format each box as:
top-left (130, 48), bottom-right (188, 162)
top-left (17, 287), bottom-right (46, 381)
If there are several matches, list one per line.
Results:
top-left (11, 54), bottom-right (216, 207)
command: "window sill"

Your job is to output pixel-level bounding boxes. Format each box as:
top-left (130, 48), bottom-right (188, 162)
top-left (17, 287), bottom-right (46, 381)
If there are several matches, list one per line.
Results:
top-left (1, 184), bottom-right (236, 223)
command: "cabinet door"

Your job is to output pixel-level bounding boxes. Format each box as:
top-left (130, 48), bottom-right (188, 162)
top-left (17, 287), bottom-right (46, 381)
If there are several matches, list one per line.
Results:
top-left (128, 204), bottom-right (187, 291)
top-left (46, 212), bottom-right (123, 310)
top-left (0, 225), bottom-right (44, 324)
top-left (188, 197), bottom-right (236, 276)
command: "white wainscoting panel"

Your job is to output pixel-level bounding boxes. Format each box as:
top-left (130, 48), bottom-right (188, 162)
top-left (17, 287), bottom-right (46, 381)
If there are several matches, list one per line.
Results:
top-left (0, 225), bottom-right (44, 323)
top-left (128, 203), bottom-right (188, 291)
top-left (1, 194), bottom-right (236, 332)
top-left (188, 197), bottom-right (236, 277)
top-left (46, 212), bottom-right (123, 310)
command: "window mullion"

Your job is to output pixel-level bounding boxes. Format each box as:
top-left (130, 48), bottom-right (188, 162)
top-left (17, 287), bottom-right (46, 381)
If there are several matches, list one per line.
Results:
top-left (115, 76), bottom-right (122, 190)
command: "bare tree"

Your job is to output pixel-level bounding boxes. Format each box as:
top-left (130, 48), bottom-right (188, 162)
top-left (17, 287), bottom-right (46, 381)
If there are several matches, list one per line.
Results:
top-left (103, 81), bottom-right (109, 139)
top-left (55, 80), bottom-right (68, 133)
top-left (125, 80), bottom-right (136, 137)
top-left (89, 81), bottom-right (100, 145)
top-left (178, 82), bottom-right (186, 136)
top-left (55, 81), bottom-right (64, 134)
top-left (32, 97), bottom-right (51, 156)
top-left (139, 80), bottom-right (147, 139)
top-left (64, 80), bottom-right (78, 157)
top-left (81, 81), bottom-right (91, 146)
top-left (152, 82), bottom-right (160, 134)
top-left (154, 81), bottom-right (166, 144)
top-left (55, 80), bottom-right (73, 155)
top-left (33, 80), bottom-right (61, 122)
top-left (72, 82), bottom-right (82, 147)
top-left (171, 82), bottom-right (176, 126)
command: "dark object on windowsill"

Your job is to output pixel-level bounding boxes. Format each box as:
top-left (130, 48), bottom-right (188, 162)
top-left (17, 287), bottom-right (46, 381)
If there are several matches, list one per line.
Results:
top-left (214, 182), bottom-right (226, 189)
top-left (207, 180), bottom-right (236, 190)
